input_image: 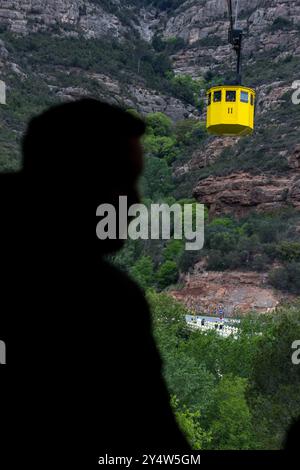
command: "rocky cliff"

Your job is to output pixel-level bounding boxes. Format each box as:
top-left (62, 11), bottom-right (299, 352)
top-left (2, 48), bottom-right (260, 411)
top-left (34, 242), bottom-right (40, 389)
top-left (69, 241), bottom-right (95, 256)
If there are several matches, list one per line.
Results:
top-left (194, 168), bottom-right (300, 217)
top-left (0, 0), bottom-right (127, 38)
top-left (1, 1), bottom-right (299, 123)
top-left (1, 0), bottom-right (299, 212)
top-left (171, 270), bottom-right (295, 316)
top-left (164, 0), bottom-right (300, 75)
top-left (0, 0), bottom-right (197, 125)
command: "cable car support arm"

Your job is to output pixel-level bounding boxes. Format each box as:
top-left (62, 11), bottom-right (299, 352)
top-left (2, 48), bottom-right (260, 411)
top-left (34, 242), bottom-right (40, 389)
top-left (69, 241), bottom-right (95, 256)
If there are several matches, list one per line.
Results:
top-left (227, 0), bottom-right (243, 84)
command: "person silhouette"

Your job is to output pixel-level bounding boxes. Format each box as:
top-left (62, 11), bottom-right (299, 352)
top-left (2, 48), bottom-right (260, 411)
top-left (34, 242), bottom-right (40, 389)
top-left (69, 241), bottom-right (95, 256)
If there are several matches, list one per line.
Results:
top-left (0, 99), bottom-right (189, 466)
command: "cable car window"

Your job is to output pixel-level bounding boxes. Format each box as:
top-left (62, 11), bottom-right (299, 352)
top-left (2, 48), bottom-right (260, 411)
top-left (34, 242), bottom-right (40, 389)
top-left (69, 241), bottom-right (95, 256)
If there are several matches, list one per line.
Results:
top-left (240, 91), bottom-right (249, 103)
top-left (213, 91), bottom-right (222, 102)
top-left (226, 90), bottom-right (236, 102)
top-left (208, 93), bottom-right (211, 105)
top-left (250, 94), bottom-right (254, 106)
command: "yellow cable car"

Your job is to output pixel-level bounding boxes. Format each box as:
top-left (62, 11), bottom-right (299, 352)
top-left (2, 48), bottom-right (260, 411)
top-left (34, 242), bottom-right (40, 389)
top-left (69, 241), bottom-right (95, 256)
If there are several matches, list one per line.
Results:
top-left (206, 1), bottom-right (255, 136)
top-left (206, 85), bottom-right (255, 136)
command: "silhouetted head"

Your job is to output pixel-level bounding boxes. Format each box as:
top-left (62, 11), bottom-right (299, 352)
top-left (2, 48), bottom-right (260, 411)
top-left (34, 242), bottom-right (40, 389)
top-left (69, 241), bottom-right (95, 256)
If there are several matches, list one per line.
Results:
top-left (22, 99), bottom-right (146, 255)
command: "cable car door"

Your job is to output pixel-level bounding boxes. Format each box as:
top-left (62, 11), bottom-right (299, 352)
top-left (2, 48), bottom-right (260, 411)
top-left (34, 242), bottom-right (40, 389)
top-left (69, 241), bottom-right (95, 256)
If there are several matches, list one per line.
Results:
top-left (225, 89), bottom-right (237, 123)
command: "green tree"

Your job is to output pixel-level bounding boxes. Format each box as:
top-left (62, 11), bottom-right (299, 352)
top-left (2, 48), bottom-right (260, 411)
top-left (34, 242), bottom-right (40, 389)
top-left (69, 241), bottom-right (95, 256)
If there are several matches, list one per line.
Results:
top-left (130, 256), bottom-right (155, 290)
top-left (174, 119), bottom-right (206, 146)
top-left (165, 353), bottom-right (215, 411)
top-left (162, 239), bottom-right (184, 263)
top-left (208, 376), bottom-right (254, 450)
top-left (144, 134), bottom-right (177, 161)
top-left (248, 303), bottom-right (300, 449)
top-left (147, 291), bottom-right (189, 354)
top-left (169, 74), bottom-right (203, 106)
top-left (269, 262), bottom-right (300, 294)
top-left (178, 249), bottom-right (202, 273)
top-left (171, 397), bottom-right (212, 450)
top-left (209, 231), bottom-right (237, 254)
top-left (141, 156), bottom-right (174, 200)
top-left (156, 260), bottom-right (179, 289)
top-left (146, 112), bottom-right (173, 137)
top-left (277, 241), bottom-right (300, 262)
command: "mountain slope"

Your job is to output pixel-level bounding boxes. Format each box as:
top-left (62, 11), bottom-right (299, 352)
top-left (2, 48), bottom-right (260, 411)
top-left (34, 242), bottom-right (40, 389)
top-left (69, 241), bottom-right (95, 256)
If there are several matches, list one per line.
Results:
top-left (0, 0), bottom-right (300, 309)
top-left (0, 1), bottom-right (201, 170)
top-left (1, 1), bottom-right (299, 194)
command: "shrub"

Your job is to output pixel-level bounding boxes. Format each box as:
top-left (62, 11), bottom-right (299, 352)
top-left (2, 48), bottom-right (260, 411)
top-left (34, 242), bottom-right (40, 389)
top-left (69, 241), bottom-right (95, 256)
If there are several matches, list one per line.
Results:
top-left (141, 156), bottom-right (174, 200)
top-left (130, 256), bottom-right (155, 291)
top-left (269, 17), bottom-right (293, 32)
top-left (146, 112), bottom-right (173, 137)
top-left (178, 250), bottom-right (202, 274)
top-left (277, 242), bottom-right (300, 262)
top-left (156, 260), bottom-right (179, 289)
top-left (206, 250), bottom-right (230, 271)
top-left (168, 74), bottom-right (203, 106)
top-left (163, 239), bottom-right (185, 263)
top-left (269, 262), bottom-right (300, 294)
top-left (144, 135), bottom-right (177, 161)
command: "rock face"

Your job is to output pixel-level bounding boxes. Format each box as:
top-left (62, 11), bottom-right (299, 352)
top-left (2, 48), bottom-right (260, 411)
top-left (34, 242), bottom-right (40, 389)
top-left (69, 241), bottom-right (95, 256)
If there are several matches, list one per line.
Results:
top-left (174, 136), bottom-right (238, 177)
top-left (183, 76), bottom-right (300, 215)
top-left (171, 270), bottom-right (293, 316)
top-left (164, 0), bottom-right (300, 77)
top-left (0, 1), bottom-right (200, 121)
top-left (0, 0), bottom-right (162, 41)
top-left (42, 69), bottom-right (197, 121)
top-left (126, 85), bottom-right (197, 121)
top-left (0, 0), bottom-right (127, 38)
top-left (1, 0), bottom-right (300, 207)
top-left (193, 171), bottom-right (300, 217)
top-left (3, 0), bottom-right (299, 54)
top-left (255, 82), bottom-right (292, 115)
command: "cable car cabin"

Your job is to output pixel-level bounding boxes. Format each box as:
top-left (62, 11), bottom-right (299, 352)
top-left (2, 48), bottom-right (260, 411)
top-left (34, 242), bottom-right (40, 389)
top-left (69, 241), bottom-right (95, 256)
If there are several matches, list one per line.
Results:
top-left (206, 85), bottom-right (255, 136)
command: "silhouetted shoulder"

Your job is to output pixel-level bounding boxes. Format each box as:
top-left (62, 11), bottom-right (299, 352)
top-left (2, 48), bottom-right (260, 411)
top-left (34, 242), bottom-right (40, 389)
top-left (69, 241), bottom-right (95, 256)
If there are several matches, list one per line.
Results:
top-left (98, 258), bottom-right (151, 317)
top-left (0, 172), bottom-right (24, 284)
top-left (0, 172), bottom-right (23, 200)
top-left (95, 258), bottom-right (189, 453)
top-left (285, 418), bottom-right (300, 450)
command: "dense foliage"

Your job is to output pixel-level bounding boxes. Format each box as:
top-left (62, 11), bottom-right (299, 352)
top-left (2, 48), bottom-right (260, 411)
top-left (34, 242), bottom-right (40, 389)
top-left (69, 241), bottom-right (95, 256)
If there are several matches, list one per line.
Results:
top-left (0, 30), bottom-right (203, 171)
top-left (114, 119), bottom-right (300, 294)
top-left (149, 292), bottom-right (300, 449)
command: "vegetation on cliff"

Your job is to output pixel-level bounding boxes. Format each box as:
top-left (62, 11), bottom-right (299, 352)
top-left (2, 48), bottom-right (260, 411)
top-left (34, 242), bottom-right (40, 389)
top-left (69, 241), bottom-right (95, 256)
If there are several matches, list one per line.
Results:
top-left (114, 111), bottom-right (300, 294)
top-left (0, 1), bottom-right (300, 452)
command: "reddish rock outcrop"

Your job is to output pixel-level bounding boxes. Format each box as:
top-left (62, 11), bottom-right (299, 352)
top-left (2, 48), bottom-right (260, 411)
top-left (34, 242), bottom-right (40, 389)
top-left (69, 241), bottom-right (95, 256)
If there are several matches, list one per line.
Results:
top-left (171, 271), bottom-right (294, 316)
top-left (193, 171), bottom-right (300, 217)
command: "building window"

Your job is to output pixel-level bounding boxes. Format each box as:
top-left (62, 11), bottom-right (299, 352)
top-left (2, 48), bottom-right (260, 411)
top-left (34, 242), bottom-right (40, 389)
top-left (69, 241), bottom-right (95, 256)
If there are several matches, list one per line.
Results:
top-left (208, 93), bottom-right (211, 105)
top-left (240, 91), bottom-right (249, 103)
top-left (226, 90), bottom-right (236, 102)
top-left (213, 90), bottom-right (222, 102)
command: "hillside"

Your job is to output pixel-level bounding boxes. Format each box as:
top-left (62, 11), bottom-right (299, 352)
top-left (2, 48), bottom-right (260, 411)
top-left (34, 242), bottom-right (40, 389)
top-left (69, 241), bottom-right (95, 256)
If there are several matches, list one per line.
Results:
top-left (0, 0), bottom-right (300, 309)
top-left (1, 0), bottom-right (299, 193)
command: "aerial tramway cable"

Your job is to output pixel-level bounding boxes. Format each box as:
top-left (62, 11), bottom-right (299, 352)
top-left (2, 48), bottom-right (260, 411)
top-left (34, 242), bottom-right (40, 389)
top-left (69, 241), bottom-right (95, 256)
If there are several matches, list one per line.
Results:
top-left (234, 0), bottom-right (240, 28)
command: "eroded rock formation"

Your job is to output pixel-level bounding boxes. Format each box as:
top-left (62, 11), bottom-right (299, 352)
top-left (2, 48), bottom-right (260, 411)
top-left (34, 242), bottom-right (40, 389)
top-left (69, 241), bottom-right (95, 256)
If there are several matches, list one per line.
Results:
top-left (193, 170), bottom-right (300, 217)
top-left (171, 270), bottom-right (294, 316)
